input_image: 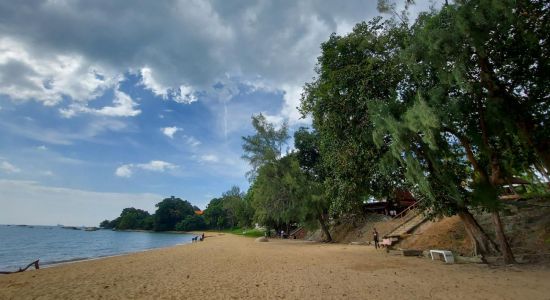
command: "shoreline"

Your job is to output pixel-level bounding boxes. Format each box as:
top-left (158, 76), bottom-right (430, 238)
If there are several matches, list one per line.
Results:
top-left (36, 232), bottom-right (225, 271)
top-left (0, 228), bottom-right (196, 273)
top-left (1, 233), bottom-right (549, 299)
top-left (40, 241), bottom-right (191, 270)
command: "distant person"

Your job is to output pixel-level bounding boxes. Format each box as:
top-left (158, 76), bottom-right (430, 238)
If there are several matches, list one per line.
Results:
top-left (373, 228), bottom-right (379, 249)
top-left (280, 230), bottom-right (284, 239)
top-left (201, 233), bottom-right (205, 240)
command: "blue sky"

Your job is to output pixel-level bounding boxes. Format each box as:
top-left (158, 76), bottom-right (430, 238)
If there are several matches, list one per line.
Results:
top-left (0, 0), bottom-right (436, 226)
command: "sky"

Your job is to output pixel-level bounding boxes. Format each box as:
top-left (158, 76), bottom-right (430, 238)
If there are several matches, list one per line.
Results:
top-left (0, 0), bottom-right (437, 226)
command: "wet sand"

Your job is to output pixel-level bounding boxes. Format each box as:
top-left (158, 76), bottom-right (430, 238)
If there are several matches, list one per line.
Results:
top-left (1, 233), bottom-right (549, 299)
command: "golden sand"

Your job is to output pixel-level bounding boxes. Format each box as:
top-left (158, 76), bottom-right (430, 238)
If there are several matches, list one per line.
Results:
top-left (1, 233), bottom-right (549, 299)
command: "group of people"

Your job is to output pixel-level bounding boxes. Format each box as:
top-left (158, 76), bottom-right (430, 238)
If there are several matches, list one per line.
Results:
top-left (192, 233), bottom-right (205, 242)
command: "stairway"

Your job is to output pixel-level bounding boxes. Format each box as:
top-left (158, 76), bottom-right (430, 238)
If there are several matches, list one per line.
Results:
top-left (384, 210), bottom-right (427, 238)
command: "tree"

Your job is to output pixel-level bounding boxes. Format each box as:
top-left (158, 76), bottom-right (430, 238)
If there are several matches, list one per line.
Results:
top-left (294, 128), bottom-right (333, 241)
top-left (249, 154), bottom-right (303, 233)
top-left (202, 186), bottom-right (254, 230)
top-left (242, 113), bottom-right (289, 180)
top-left (116, 208), bottom-right (152, 230)
top-left (370, 98), bottom-right (500, 257)
top-left (153, 197), bottom-right (195, 231)
top-left (203, 197), bottom-right (228, 230)
top-left (300, 17), bottom-right (410, 215)
top-left (221, 186), bottom-right (244, 228)
top-left (394, 0), bottom-right (549, 263)
top-left (175, 215), bottom-right (207, 231)
top-left (299, 9), bottom-right (505, 259)
top-left (236, 191), bottom-right (255, 228)
top-left (99, 219), bottom-right (115, 229)
top-left (367, 0), bottom-right (550, 263)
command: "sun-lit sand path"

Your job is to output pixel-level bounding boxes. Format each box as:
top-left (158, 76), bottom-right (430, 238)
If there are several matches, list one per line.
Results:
top-left (1, 233), bottom-right (549, 299)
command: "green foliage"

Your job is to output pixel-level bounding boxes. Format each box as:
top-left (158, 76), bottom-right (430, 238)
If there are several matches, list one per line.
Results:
top-left (175, 214), bottom-right (207, 231)
top-left (249, 154), bottom-right (305, 228)
top-left (116, 208), bottom-right (152, 230)
top-left (242, 113), bottom-right (289, 180)
top-left (293, 128), bottom-right (333, 239)
top-left (153, 197), bottom-right (195, 231)
top-left (300, 17), bottom-right (410, 214)
top-left (99, 219), bottom-right (116, 229)
top-left (203, 198), bottom-right (228, 229)
top-left (99, 208), bottom-right (152, 230)
top-left (300, 0), bottom-right (548, 221)
top-left (100, 197), bottom-right (195, 231)
top-left (203, 186), bottom-right (254, 230)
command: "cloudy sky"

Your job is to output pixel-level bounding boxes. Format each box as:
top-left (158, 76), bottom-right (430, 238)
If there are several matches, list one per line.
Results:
top-left (0, 0), bottom-right (436, 226)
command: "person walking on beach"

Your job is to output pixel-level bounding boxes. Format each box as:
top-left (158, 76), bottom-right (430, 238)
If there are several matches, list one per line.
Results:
top-left (373, 228), bottom-right (379, 249)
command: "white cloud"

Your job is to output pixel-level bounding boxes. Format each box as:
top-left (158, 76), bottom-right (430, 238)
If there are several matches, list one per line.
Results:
top-left (115, 164), bottom-right (133, 178)
top-left (0, 1), bottom-right (438, 126)
top-left (59, 88), bottom-right (141, 118)
top-left (161, 126), bottom-right (181, 139)
top-left (172, 85), bottom-right (198, 104)
top-left (37, 145), bottom-right (48, 150)
top-left (137, 160), bottom-right (177, 172)
top-left (115, 160), bottom-right (178, 178)
top-left (263, 113), bottom-right (286, 128)
top-left (140, 67), bottom-right (198, 104)
top-left (0, 1), bottom-right (389, 122)
top-left (95, 90), bottom-right (141, 117)
top-left (139, 67), bottom-right (169, 98)
top-left (0, 161), bottom-right (20, 173)
top-left (0, 116), bottom-right (128, 145)
top-left (0, 179), bottom-right (161, 226)
top-left (0, 37), bottom-right (118, 106)
top-left (184, 135), bottom-right (201, 147)
top-left (200, 154), bottom-right (219, 163)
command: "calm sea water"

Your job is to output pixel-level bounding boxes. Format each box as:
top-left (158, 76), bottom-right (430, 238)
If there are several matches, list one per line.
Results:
top-left (0, 225), bottom-right (194, 271)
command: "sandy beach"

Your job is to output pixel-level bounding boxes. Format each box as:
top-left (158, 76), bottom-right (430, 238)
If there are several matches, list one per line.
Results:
top-left (1, 233), bottom-right (549, 300)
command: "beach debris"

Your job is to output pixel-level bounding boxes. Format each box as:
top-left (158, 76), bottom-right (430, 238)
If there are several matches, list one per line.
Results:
top-left (430, 249), bottom-right (455, 263)
top-left (255, 237), bottom-right (268, 242)
top-left (0, 260), bottom-right (40, 275)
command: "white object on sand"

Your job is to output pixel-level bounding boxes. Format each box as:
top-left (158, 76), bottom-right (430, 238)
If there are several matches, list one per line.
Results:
top-left (430, 250), bottom-right (454, 263)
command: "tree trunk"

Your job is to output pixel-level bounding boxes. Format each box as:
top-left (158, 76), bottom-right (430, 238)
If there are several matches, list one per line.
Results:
top-left (491, 211), bottom-right (516, 264)
top-left (457, 210), bottom-right (499, 257)
top-left (318, 214), bottom-right (332, 242)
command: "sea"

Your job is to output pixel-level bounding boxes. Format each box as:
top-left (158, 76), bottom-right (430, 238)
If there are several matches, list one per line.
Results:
top-left (0, 225), bottom-right (195, 271)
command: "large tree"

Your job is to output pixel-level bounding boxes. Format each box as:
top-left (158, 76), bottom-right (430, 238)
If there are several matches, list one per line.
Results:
top-left (242, 113), bottom-right (289, 180)
top-left (294, 128), bottom-right (333, 241)
top-left (153, 197), bottom-right (195, 231)
top-left (249, 154), bottom-right (303, 233)
top-left (116, 208), bottom-right (152, 230)
top-left (300, 17), bottom-right (410, 215)
top-left (300, 7), bottom-right (513, 260)
top-left (395, 0), bottom-right (550, 263)
top-left (203, 197), bottom-right (228, 230)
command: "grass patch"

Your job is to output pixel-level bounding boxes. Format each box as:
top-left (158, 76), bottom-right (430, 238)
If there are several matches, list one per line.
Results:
top-left (221, 228), bottom-right (265, 238)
